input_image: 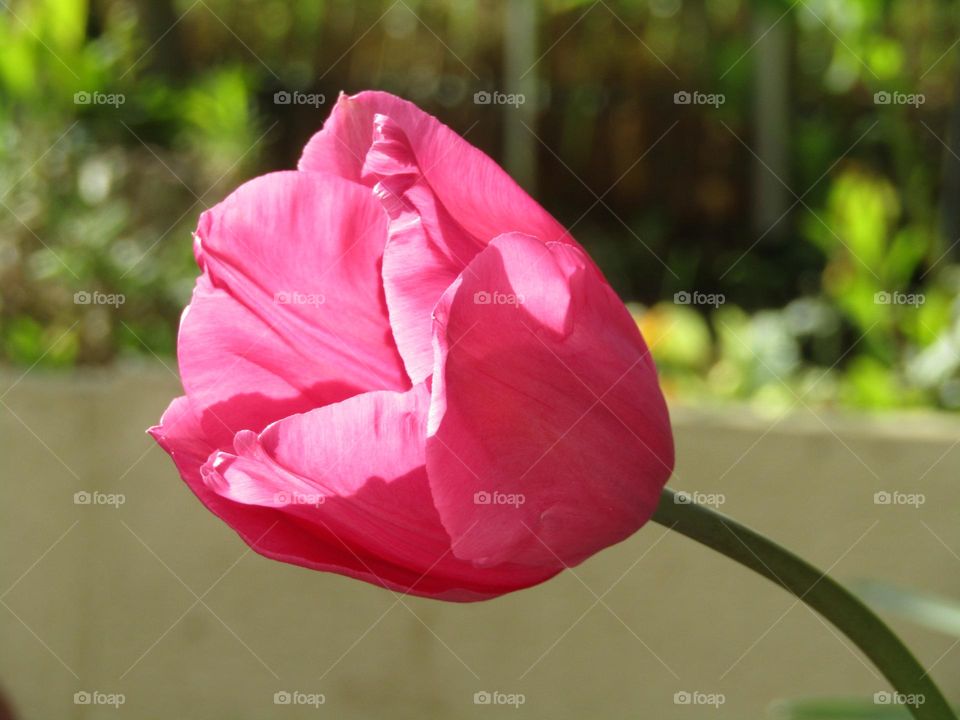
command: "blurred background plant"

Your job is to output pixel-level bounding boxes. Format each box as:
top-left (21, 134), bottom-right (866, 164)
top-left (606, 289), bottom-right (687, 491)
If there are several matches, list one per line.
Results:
top-left (1, 0), bottom-right (958, 411)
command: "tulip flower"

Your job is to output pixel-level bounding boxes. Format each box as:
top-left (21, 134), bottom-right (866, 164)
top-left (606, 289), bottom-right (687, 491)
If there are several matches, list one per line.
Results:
top-left (150, 91), bottom-right (674, 601)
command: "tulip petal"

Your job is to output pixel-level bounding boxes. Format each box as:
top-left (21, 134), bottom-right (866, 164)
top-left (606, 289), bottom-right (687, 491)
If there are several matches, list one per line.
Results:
top-left (181, 171), bottom-right (407, 444)
top-left (299, 91), bottom-right (572, 245)
top-left (426, 233), bottom-right (674, 569)
top-left (148, 396), bottom-right (386, 586)
top-left (366, 113), bottom-right (485, 383)
top-left (200, 385), bottom-right (558, 600)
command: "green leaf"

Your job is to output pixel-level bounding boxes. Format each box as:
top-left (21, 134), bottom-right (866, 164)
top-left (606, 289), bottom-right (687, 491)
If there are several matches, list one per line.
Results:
top-left (854, 581), bottom-right (960, 638)
top-left (771, 697), bottom-right (917, 719)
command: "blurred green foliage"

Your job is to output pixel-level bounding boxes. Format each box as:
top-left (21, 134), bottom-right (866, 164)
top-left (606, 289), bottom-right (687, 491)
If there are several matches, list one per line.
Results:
top-left (0, 0), bottom-right (261, 364)
top-left (771, 699), bottom-right (942, 719)
top-left (1, 0), bottom-right (958, 411)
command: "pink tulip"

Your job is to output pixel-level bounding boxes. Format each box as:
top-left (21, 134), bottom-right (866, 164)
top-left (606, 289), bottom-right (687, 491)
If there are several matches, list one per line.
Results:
top-left (150, 91), bottom-right (674, 601)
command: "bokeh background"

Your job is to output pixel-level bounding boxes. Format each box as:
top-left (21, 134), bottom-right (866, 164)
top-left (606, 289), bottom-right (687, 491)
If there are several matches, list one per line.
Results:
top-left (2, 1), bottom-right (960, 718)
top-left (3, 0), bottom-right (960, 409)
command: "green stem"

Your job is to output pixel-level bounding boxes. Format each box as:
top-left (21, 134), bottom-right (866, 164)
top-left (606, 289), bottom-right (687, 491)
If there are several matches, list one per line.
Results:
top-left (652, 488), bottom-right (956, 720)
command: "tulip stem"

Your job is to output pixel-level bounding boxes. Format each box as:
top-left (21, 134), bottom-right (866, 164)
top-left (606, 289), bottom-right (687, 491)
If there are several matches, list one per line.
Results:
top-left (651, 488), bottom-right (956, 720)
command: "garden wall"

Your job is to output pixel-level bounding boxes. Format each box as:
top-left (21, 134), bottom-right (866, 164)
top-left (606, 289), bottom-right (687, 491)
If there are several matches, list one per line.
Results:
top-left (2, 365), bottom-right (958, 719)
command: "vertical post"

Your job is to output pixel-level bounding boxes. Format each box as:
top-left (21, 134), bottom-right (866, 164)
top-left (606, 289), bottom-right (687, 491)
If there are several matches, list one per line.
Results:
top-left (503, 0), bottom-right (538, 193)
top-left (937, 72), bottom-right (960, 253)
top-left (447, 0), bottom-right (478, 70)
top-left (751, 5), bottom-right (791, 240)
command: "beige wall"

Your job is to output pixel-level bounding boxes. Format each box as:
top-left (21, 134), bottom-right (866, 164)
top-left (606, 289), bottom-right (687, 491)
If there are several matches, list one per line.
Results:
top-left (2, 364), bottom-right (959, 719)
